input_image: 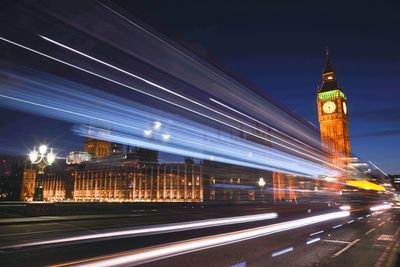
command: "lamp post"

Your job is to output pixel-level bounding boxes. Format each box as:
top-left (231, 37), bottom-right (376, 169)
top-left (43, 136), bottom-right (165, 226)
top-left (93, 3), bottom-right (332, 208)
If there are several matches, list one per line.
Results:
top-left (258, 177), bottom-right (266, 189)
top-left (29, 145), bottom-right (56, 201)
top-left (258, 177), bottom-right (266, 202)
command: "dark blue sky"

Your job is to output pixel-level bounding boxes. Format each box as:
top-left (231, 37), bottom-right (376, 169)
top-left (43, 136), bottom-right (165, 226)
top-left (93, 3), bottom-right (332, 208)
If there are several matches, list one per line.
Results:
top-left (121, 0), bottom-right (399, 173)
top-left (0, 0), bottom-right (399, 173)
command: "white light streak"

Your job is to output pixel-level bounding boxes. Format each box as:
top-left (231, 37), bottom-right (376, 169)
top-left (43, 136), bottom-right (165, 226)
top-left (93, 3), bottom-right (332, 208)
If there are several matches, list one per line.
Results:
top-left (38, 35), bottom-right (344, 172)
top-left (368, 161), bottom-right (388, 176)
top-left (54, 211), bottom-right (349, 267)
top-left (4, 213), bottom-right (278, 249)
top-left (370, 204), bottom-right (391, 211)
top-left (339, 205), bottom-right (351, 211)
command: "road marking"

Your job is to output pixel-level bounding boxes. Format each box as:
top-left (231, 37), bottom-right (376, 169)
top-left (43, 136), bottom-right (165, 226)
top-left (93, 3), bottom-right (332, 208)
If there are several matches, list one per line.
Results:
top-left (230, 261), bottom-right (247, 267)
top-left (377, 234), bottom-right (395, 241)
top-left (378, 222), bottom-right (385, 227)
top-left (310, 230), bottom-right (324, 236)
top-left (347, 220), bottom-right (354, 224)
top-left (365, 228), bottom-right (376, 235)
top-left (322, 239), bottom-right (351, 244)
top-left (306, 237), bottom-right (320, 245)
top-left (366, 214), bottom-right (371, 218)
top-left (272, 247), bottom-right (293, 257)
top-left (332, 239), bottom-right (360, 257)
top-left (332, 224), bottom-right (343, 229)
top-left (358, 216), bottom-right (364, 220)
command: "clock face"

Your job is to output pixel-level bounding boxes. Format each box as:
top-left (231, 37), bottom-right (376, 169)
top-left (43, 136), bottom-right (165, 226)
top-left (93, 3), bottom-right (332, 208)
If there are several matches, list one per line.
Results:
top-left (343, 102), bottom-right (347, 114)
top-left (323, 101), bottom-right (336, 114)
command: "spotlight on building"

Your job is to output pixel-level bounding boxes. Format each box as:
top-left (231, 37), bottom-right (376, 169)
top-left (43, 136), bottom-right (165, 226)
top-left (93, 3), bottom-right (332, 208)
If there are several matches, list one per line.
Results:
top-left (154, 121), bottom-right (162, 130)
top-left (144, 129), bottom-right (152, 137)
top-left (162, 133), bottom-right (170, 141)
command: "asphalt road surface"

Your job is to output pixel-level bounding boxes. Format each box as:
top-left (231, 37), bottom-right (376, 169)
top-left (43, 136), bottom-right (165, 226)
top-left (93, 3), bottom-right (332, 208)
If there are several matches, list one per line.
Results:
top-left (0, 205), bottom-right (399, 267)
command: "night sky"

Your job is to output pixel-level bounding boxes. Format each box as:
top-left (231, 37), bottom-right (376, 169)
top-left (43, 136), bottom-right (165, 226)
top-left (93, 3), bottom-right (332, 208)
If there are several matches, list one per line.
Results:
top-left (0, 0), bottom-right (399, 173)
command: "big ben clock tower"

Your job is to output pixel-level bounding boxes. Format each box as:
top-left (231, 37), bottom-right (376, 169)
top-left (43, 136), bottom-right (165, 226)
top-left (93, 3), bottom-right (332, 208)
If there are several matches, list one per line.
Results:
top-left (317, 49), bottom-right (351, 169)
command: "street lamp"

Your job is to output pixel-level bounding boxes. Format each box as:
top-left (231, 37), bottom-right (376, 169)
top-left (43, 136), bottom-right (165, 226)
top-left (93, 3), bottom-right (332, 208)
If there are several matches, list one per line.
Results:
top-left (29, 145), bottom-right (56, 174)
top-left (258, 177), bottom-right (266, 189)
top-left (258, 177), bottom-right (266, 202)
top-left (29, 145), bottom-right (55, 201)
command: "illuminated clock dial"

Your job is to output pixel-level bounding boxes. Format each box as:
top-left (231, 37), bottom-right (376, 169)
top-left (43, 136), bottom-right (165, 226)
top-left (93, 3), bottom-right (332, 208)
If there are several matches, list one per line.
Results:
top-left (323, 101), bottom-right (336, 114)
top-left (343, 102), bottom-right (347, 114)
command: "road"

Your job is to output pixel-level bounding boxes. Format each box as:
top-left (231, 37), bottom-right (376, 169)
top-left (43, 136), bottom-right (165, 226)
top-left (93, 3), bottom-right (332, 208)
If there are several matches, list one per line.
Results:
top-left (0, 205), bottom-right (399, 267)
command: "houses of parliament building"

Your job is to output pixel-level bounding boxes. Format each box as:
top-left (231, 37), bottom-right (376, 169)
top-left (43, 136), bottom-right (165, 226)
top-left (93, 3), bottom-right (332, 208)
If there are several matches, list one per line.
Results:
top-left (20, 51), bottom-right (352, 203)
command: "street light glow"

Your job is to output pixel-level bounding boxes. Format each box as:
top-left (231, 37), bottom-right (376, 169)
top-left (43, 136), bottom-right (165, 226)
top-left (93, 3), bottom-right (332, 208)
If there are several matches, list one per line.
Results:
top-left (29, 149), bottom-right (38, 162)
top-left (47, 148), bottom-right (56, 164)
top-left (258, 177), bottom-right (266, 188)
top-left (39, 144), bottom-right (48, 155)
top-left (154, 121), bottom-right (162, 130)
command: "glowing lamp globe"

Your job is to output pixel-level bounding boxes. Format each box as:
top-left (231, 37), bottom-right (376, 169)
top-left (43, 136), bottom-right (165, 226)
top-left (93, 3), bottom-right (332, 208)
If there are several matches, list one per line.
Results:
top-left (39, 145), bottom-right (48, 155)
top-left (29, 150), bottom-right (38, 162)
top-left (47, 149), bottom-right (56, 164)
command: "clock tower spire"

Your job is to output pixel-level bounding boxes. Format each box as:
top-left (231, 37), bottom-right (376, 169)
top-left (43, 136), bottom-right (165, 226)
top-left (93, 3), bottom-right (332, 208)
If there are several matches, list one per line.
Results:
top-left (317, 49), bottom-right (351, 171)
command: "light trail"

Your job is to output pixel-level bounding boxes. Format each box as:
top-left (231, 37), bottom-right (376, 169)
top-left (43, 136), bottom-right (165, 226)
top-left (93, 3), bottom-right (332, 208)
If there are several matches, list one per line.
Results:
top-left (97, 2), bottom-right (324, 148)
top-left (3, 212), bottom-right (278, 249)
top-left (0, 69), bottom-right (336, 177)
top-left (52, 211), bottom-right (350, 267)
top-left (74, 125), bottom-right (331, 177)
top-left (368, 161), bottom-right (388, 176)
top-left (37, 35), bottom-right (344, 172)
top-left (209, 97), bottom-right (323, 156)
top-left (43, 31), bottom-right (323, 160)
top-left (370, 204), bottom-right (391, 211)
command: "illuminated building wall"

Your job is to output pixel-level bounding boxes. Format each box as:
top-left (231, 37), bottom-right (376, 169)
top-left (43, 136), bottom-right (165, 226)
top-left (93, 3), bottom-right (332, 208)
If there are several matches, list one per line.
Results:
top-left (204, 160), bottom-right (273, 202)
top-left (41, 163), bottom-right (203, 202)
top-left (41, 172), bottom-right (69, 201)
top-left (21, 167), bottom-right (37, 201)
top-left (84, 137), bottom-right (113, 158)
top-left (272, 172), bottom-right (297, 201)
